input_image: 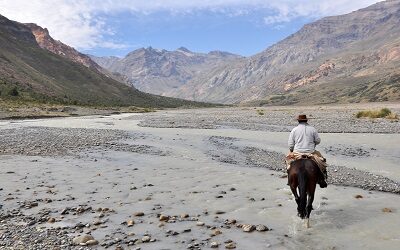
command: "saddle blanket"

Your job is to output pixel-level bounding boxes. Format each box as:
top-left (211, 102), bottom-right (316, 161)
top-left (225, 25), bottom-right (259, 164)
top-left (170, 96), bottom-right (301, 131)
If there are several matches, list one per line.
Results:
top-left (285, 151), bottom-right (327, 174)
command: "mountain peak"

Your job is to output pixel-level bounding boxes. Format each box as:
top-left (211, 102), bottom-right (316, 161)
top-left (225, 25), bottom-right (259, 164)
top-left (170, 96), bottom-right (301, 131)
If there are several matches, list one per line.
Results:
top-left (24, 23), bottom-right (102, 71)
top-left (24, 23), bottom-right (49, 35)
top-left (177, 47), bottom-right (191, 53)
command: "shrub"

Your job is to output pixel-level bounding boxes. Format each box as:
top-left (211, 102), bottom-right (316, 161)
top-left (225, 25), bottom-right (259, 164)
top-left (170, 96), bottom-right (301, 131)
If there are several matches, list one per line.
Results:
top-left (8, 87), bottom-right (19, 96)
top-left (355, 108), bottom-right (398, 119)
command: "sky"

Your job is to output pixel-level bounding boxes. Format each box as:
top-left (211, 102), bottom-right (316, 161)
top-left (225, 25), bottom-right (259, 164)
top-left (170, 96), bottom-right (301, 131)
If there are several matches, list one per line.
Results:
top-left (0, 0), bottom-right (383, 57)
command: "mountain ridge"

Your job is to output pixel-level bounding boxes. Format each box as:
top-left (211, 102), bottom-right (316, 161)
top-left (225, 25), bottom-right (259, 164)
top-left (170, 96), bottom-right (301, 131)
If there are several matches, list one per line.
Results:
top-left (0, 14), bottom-right (211, 108)
top-left (91, 46), bottom-right (243, 95)
top-left (171, 0), bottom-right (400, 104)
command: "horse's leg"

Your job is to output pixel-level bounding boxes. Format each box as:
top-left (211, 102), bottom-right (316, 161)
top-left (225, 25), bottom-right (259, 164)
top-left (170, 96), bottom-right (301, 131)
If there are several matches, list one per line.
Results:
top-left (290, 186), bottom-right (299, 206)
top-left (289, 171), bottom-right (301, 216)
top-left (305, 184), bottom-right (316, 228)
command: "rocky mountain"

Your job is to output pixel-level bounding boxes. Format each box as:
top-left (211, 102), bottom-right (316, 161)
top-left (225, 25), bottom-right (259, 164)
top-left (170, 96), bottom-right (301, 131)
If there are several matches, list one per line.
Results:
top-left (0, 14), bottom-right (210, 108)
top-left (24, 23), bottom-right (103, 71)
top-left (91, 47), bottom-right (242, 96)
top-left (171, 0), bottom-right (400, 104)
top-left (24, 23), bottom-right (130, 84)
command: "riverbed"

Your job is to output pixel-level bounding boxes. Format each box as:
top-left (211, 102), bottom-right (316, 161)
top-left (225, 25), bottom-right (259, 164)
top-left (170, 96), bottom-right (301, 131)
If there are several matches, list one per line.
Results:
top-left (0, 110), bottom-right (399, 249)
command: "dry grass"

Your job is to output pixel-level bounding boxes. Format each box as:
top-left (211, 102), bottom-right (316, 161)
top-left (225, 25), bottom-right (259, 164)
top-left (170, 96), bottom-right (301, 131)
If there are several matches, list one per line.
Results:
top-left (256, 109), bottom-right (265, 115)
top-left (355, 108), bottom-right (398, 119)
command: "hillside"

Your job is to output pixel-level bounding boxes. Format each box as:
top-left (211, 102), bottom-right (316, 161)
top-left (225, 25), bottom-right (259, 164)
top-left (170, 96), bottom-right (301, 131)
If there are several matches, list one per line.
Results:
top-left (0, 15), bottom-right (210, 108)
top-left (171, 0), bottom-right (400, 104)
top-left (91, 47), bottom-right (242, 95)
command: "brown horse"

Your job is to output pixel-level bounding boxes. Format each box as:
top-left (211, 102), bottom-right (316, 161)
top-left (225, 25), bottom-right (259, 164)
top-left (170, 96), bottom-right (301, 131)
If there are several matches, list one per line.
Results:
top-left (288, 158), bottom-right (325, 228)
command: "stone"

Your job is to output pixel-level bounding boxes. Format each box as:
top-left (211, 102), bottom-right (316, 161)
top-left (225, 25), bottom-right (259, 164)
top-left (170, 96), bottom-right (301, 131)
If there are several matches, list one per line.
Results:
top-left (85, 239), bottom-right (99, 246)
top-left (93, 220), bottom-right (102, 225)
top-left (196, 221), bottom-right (205, 226)
top-left (242, 224), bottom-right (256, 232)
top-left (382, 208), bottom-right (393, 213)
top-left (210, 242), bottom-right (219, 248)
top-left (181, 213), bottom-right (189, 218)
top-left (354, 194), bottom-right (363, 199)
top-left (134, 212), bottom-right (144, 216)
top-left (142, 236), bottom-right (151, 242)
top-left (215, 210), bottom-right (225, 215)
top-left (211, 229), bottom-right (222, 236)
top-left (256, 224), bottom-right (269, 232)
top-left (127, 220), bottom-right (135, 227)
top-left (225, 242), bottom-right (236, 249)
top-left (72, 234), bottom-right (95, 245)
top-left (159, 215), bottom-right (169, 221)
top-left (225, 219), bottom-right (236, 225)
top-left (48, 217), bottom-right (56, 223)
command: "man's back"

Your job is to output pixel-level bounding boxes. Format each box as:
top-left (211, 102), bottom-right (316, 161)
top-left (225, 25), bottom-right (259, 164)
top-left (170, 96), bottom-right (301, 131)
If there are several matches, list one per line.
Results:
top-left (288, 123), bottom-right (320, 153)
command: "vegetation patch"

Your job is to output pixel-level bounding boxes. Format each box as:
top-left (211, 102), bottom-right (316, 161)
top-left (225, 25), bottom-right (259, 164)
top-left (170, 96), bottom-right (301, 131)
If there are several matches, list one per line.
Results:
top-left (256, 109), bottom-right (265, 115)
top-left (355, 108), bottom-right (398, 119)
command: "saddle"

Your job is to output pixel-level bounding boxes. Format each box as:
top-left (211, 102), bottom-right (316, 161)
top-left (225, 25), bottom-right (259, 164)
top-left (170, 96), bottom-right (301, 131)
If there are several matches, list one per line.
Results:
top-left (285, 152), bottom-right (327, 177)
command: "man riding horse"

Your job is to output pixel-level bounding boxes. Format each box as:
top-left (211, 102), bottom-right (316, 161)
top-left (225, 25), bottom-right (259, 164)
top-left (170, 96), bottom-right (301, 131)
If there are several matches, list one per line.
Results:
top-left (286, 114), bottom-right (328, 188)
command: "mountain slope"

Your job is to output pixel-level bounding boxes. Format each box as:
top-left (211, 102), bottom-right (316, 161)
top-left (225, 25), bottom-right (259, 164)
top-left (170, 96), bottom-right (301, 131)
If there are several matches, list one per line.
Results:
top-left (0, 15), bottom-right (209, 108)
top-left (172, 0), bottom-right (400, 104)
top-left (91, 47), bottom-right (242, 95)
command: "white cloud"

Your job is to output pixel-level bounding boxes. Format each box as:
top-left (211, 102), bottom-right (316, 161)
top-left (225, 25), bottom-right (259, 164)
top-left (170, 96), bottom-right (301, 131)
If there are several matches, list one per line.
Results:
top-left (0, 0), bottom-right (384, 50)
top-left (261, 0), bottom-right (383, 25)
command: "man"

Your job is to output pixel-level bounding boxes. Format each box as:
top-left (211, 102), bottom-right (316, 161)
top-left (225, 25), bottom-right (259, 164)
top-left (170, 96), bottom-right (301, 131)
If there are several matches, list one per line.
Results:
top-left (286, 114), bottom-right (328, 188)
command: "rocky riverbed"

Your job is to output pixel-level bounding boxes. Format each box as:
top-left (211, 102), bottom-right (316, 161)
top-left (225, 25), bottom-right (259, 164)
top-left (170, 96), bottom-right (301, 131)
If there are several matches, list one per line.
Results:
top-left (0, 108), bottom-right (399, 249)
top-left (139, 103), bottom-right (400, 133)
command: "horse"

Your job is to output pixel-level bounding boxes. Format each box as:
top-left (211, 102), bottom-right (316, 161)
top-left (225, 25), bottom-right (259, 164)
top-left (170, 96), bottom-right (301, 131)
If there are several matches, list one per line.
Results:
top-left (288, 158), bottom-right (325, 228)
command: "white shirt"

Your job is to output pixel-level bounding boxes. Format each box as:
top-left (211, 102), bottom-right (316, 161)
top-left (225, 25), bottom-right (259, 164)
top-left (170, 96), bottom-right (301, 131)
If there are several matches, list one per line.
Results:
top-left (288, 123), bottom-right (321, 153)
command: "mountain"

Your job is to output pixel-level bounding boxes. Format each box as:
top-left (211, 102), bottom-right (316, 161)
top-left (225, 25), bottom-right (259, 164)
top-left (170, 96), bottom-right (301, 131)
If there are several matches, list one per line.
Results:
top-left (0, 15), bottom-right (209, 108)
top-left (91, 47), bottom-right (242, 95)
top-left (171, 0), bottom-right (400, 104)
top-left (24, 23), bottom-right (103, 71)
top-left (24, 23), bottom-right (130, 85)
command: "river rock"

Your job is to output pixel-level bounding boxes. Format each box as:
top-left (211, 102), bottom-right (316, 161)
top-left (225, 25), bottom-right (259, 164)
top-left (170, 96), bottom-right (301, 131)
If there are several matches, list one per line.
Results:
top-left (225, 219), bottom-right (236, 225)
top-left (382, 207), bottom-right (393, 213)
top-left (211, 229), bottom-right (222, 236)
top-left (159, 215), bottom-right (169, 221)
top-left (86, 239), bottom-right (99, 246)
top-left (127, 220), bottom-right (135, 227)
top-left (210, 242), bottom-right (219, 248)
top-left (242, 224), bottom-right (255, 232)
top-left (196, 221), bottom-right (205, 226)
top-left (225, 242), bottom-right (236, 249)
top-left (93, 220), bottom-right (102, 225)
top-left (256, 224), bottom-right (269, 232)
top-left (142, 236), bottom-right (151, 242)
top-left (73, 234), bottom-right (95, 245)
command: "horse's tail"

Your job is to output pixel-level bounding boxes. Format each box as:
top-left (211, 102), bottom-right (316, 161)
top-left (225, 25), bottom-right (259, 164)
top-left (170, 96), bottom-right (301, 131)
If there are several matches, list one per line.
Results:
top-left (298, 160), bottom-right (308, 219)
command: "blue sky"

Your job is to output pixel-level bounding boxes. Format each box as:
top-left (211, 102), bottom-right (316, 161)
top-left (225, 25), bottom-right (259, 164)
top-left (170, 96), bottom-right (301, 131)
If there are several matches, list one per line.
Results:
top-left (0, 0), bottom-right (383, 57)
top-left (92, 10), bottom-right (312, 57)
